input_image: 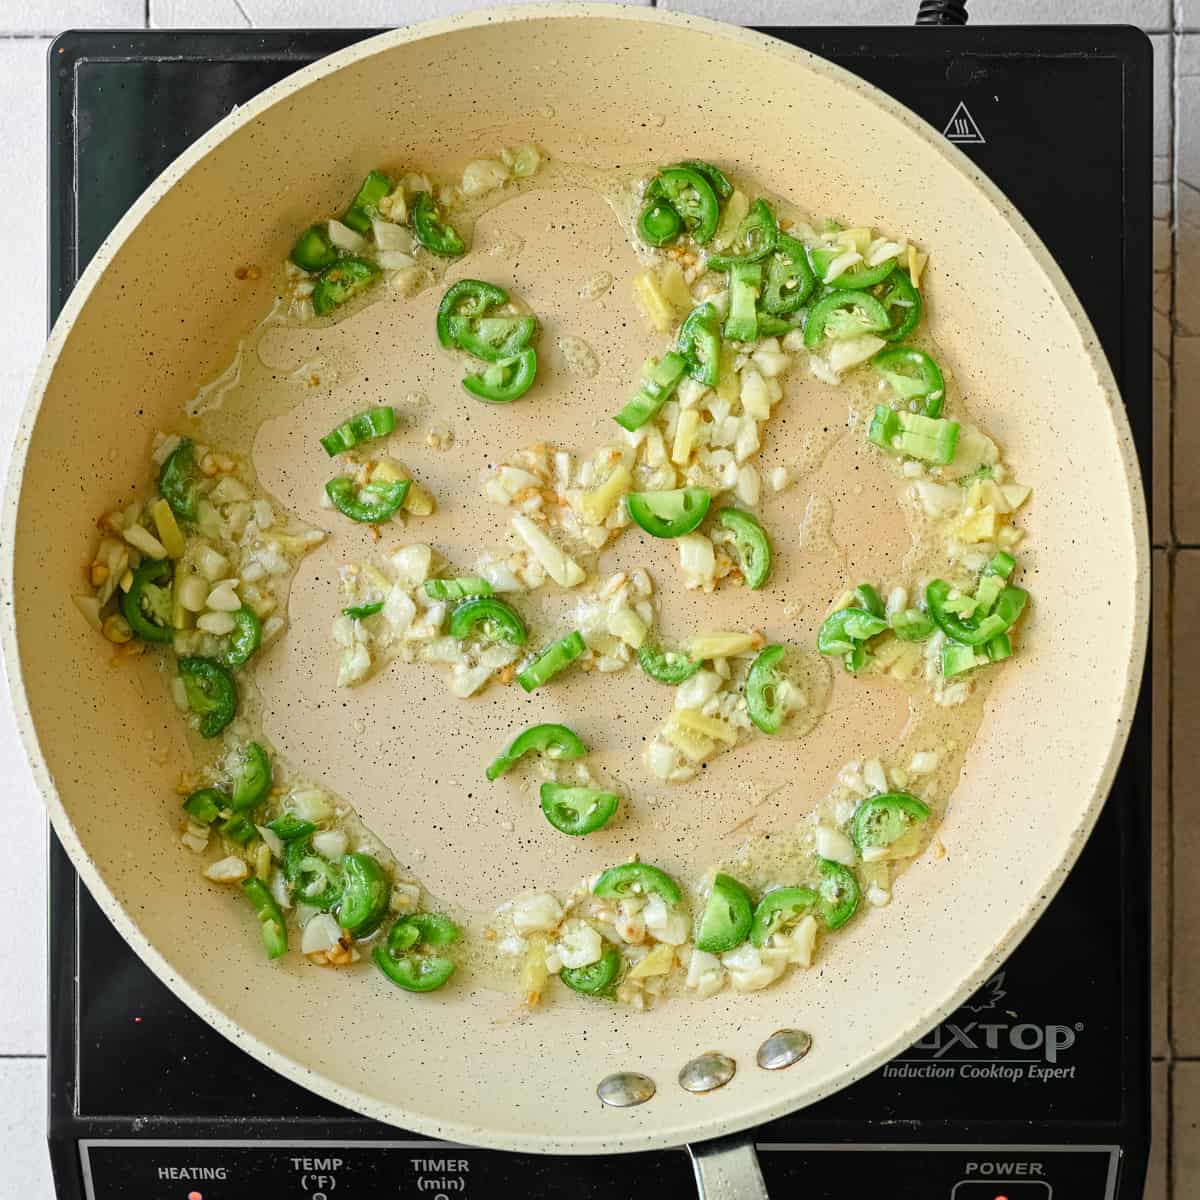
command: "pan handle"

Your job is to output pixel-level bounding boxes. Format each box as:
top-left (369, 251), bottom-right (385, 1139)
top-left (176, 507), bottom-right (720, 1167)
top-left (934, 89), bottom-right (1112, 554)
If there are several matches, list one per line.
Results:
top-left (687, 1132), bottom-right (769, 1199)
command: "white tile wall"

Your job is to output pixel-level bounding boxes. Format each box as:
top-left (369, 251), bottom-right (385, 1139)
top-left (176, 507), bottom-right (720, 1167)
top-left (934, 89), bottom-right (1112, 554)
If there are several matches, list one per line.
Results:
top-left (0, 1058), bottom-right (54, 1198)
top-left (5, 0), bottom-right (142, 35)
top-left (152, 0), bottom-right (649, 27)
top-left (658, 0), bottom-right (1171, 29)
top-left (0, 37), bottom-right (49, 1063)
top-left (0, 5), bottom-right (1183, 1199)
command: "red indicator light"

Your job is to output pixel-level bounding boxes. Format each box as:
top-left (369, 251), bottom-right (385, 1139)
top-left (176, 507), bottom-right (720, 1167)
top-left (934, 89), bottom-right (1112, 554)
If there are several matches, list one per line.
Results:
top-left (187, 1192), bottom-right (202, 1200)
top-left (996, 1195), bottom-right (1009, 1200)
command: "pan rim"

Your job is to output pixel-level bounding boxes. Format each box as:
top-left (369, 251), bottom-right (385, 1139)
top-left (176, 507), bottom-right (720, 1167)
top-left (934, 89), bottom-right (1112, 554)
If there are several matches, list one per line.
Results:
top-left (1, 4), bottom-right (1150, 1154)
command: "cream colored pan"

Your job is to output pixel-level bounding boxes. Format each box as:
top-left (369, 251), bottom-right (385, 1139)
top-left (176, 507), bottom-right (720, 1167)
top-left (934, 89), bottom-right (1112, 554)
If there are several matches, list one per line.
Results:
top-left (1, 5), bottom-right (1147, 1173)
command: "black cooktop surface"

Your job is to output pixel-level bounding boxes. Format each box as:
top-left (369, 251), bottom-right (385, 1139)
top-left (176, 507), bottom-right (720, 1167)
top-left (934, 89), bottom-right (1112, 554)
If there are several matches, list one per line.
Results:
top-left (45, 25), bottom-right (1151, 1200)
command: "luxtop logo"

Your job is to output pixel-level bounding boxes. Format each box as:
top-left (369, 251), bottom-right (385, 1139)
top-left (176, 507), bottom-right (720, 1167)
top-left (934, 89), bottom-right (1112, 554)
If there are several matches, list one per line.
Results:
top-left (881, 972), bottom-right (1084, 1083)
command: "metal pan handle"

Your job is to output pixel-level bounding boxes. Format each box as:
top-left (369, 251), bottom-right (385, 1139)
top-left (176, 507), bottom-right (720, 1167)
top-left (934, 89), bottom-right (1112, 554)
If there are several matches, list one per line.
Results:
top-left (687, 1132), bottom-right (769, 1199)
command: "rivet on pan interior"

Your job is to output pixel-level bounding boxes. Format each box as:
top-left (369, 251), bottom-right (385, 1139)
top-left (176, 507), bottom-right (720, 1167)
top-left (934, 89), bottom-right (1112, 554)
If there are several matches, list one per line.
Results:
top-left (597, 1071), bottom-right (656, 1108)
top-left (678, 1051), bottom-right (736, 1094)
top-left (756, 1028), bottom-right (813, 1070)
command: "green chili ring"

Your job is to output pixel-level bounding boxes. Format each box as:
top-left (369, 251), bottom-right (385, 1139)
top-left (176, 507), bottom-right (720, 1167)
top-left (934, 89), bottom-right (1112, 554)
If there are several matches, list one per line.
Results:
top-left (336, 852), bottom-right (392, 938)
top-left (593, 863), bottom-right (682, 905)
top-left (411, 191), bottom-right (466, 258)
top-left (750, 886), bottom-right (819, 948)
top-left (560, 944), bottom-right (622, 996)
top-left (449, 596), bottom-right (528, 646)
top-left (717, 508), bottom-right (772, 590)
top-left (539, 783), bottom-right (619, 837)
top-left (817, 859), bottom-right (860, 930)
top-left (637, 644), bottom-right (702, 685)
top-left (486, 723), bottom-right (588, 781)
top-left (178, 656), bottom-right (238, 738)
top-left (695, 872), bottom-right (754, 953)
top-left (122, 559), bottom-right (175, 644)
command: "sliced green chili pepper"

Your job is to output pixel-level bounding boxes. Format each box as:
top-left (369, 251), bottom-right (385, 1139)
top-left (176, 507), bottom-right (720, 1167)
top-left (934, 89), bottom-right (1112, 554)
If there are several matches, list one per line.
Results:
top-left (449, 596), bottom-right (528, 646)
top-left (241, 877), bottom-right (288, 960)
top-left (540, 783), bottom-right (619, 836)
top-left (877, 268), bottom-right (922, 342)
top-left (677, 303), bottom-right (722, 387)
top-left (926, 579), bottom-right (1028, 646)
top-left (854, 583), bottom-right (885, 619)
top-left (517, 630), bottom-right (586, 692)
top-left (745, 643), bottom-right (794, 734)
top-left (817, 859), bottom-right (860, 930)
top-left (336, 852), bottom-right (392, 938)
top-left (159, 437), bottom-right (200, 522)
top-left (638, 198), bottom-right (684, 247)
top-left (284, 838), bottom-right (343, 909)
top-left (422, 578), bottom-right (490, 605)
top-left (695, 872), bottom-right (754, 953)
top-left (851, 792), bottom-right (931, 852)
top-left (973, 553), bottom-right (1016, 618)
top-left (891, 608), bottom-right (935, 641)
top-left (373, 945), bottom-right (457, 992)
top-left (183, 788), bottom-right (226, 826)
top-left (486, 722), bottom-right (589, 781)
top-left (560, 944), bottom-right (622, 996)
top-left (827, 257), bottom-right (897, 291)
top-left (756, 311), bottom-right (806, 338)
top-left (626, 487), bottom-right (711, 539)
top-left (290, 224), bottom-right (338, 273)
top-left (344, 601), bottom-right (385, 619)
top-left (325, 476), bottom-right (410, 524)
top-left (804, 290), bottom-right (891, 349)
top-left (230, 741), bottom-right (272, 812)
top-left (718, 508), bottom-right (772, 589)
top-left (462, 348), bottom-right (537, 403)
top-left (448, 314), bottom-right (538, 363)
top-left (373, 911), bottom-right (459, 992)
top-left (655, 166), bottom-right (721, 244)
top-left (411, 191), bottom-right (465, 258)
top-left (986, 632), bottom-right (1014, 662)
top-left (341, 169), bottom-right (392, 235)
top-left (593, 863), bottom-right (681, 905)
top-left (817, 608), bottom-right (889, 657)
top-left (941, 642), bottom-right (984, 678)
top-left (637, 643), bottom-right (702, 685)
top-left (708, 198), bottom-right (778, 270)
top-left (320, 405), bottom-right (397, 457)
top-left (868, 406), bottom-right (960, 465)
top-left (312, 256), bottom-right (380, 316)
top-left (122, 559), bottom-right (174, 644)
top-left (218, 606), bottom-right (261, 669)
top-left (762, 233), bottom-right (816, 315)
top-left (750, 886), bottom-right (819, 948)
top-left (436, 279), bottom-right (508, 347)
top-left (219, 813), bottom-right (257, 845)
top-left (178, 656), bottom-right (238, 738)
top-left (266, 813), bottom-right (316, 842)
top-left (873, 347), bottom-right (946, 418)
top-left (614, 351), bottom-right (687, 431)
top-left (819, 605), bottom-right (890, 674)
top-left (396, 912), bottom-right (461, 948)
top-left (723, 259), bottom-right (762, 342)
top-left (678, 159), bottom-right (733, 200)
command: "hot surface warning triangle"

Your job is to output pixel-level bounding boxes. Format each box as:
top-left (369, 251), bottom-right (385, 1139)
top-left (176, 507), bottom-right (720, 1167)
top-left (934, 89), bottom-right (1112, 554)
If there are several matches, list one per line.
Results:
top-left (943, 100), bottom-right (985, 145)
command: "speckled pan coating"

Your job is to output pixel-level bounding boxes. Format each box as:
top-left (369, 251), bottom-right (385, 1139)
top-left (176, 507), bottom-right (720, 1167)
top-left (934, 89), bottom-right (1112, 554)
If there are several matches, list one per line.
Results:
top-left (0, 7), bottom-right (1147, 1154)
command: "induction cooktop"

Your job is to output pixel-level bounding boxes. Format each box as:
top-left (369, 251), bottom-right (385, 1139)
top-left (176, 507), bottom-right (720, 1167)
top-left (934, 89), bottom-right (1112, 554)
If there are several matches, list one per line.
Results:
top-left (44, 24), bottom-right (1151, 1200)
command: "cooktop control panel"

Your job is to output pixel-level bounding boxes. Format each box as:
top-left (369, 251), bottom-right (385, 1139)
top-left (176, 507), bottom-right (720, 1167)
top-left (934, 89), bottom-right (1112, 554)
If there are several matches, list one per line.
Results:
top-left (80, 1142), bottom-right (1119, 1199)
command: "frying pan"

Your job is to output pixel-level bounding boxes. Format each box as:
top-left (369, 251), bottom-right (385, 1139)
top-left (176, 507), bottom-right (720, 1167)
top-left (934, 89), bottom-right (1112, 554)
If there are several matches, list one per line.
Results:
top-left (0, 5), bottom-right (1147, 1186)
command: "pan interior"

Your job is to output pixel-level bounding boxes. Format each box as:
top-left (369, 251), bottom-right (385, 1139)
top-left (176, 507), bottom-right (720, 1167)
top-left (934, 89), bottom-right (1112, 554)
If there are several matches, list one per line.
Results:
top-left (5, 9), bottom-right (1145, 1153)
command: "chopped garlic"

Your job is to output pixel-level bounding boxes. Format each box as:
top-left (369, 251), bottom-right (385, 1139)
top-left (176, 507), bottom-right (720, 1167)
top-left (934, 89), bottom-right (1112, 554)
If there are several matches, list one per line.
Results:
top-left (204, 856), bottom-right (250, 884)
top-left (690, 631), bottom-right (757, 659)
top-left (555, 919), bottom-right (604, 969)
top-left (815, 825), bottom-right (857, 866)
top-left (722, 943), bottom-right (788, 992)
top-left (511, 515), bottom-right (585, 588)
top-left (511, 893), bottom-right (563, 935)
top-left (644, 894), bottom-right (689, 945)
top-left (685, 948), bottom-right (727, 997)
